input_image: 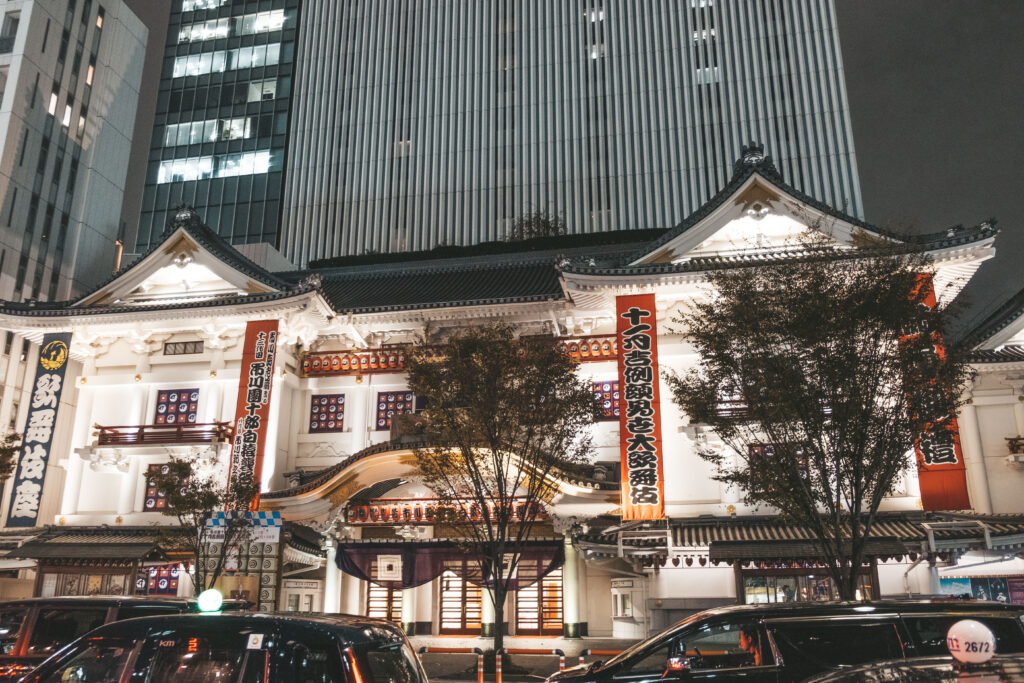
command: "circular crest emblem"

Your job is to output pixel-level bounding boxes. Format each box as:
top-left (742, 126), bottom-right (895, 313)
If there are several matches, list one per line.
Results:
top-left (40, 340), bottom-right (69, 370)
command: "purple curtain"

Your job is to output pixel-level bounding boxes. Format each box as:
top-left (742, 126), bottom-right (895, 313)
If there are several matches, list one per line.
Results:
top-left (335, 540), bottom-right (564, 590)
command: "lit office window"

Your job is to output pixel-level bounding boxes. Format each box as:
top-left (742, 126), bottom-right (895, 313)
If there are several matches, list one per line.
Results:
top-left (172, 44), bottom-right (281, 78)
top-left (61, 103), bottom-right (71, 127)
top-left (215, 150), bottom-right (270, 178)
top-left (178, 10), bottom-right (287, 43)
top-left (157, 150), bottom-right (272, 184)
top-left (248, 78), bottom-right (277, 102)
top-left (164, 117), bottom-right (254, 146)
top-left (178, 17), bottom-right (229, 42)
top-left (85, 61), bottom-right (94, 85)
top-left (47, 91), bottom-right (58, 115)
top-left (182, 0), bottom-right (228, 11)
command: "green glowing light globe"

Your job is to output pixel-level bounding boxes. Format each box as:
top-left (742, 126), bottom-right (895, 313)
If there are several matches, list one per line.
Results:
top-left (197, 588), bottom-right (224, 613)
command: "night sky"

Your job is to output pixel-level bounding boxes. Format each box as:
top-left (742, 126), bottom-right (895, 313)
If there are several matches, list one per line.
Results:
top-left (121, 1), bottom-right (1022, 337)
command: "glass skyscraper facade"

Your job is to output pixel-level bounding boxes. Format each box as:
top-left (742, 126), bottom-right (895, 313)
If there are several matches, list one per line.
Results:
top-left (135, 0), bottom-right (298, 252)
top-left (136, 0), bottom-right (863, 268)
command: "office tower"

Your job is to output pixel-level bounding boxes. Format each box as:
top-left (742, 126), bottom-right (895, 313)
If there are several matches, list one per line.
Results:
top-left (0, 0), bottom-right (146, 301)
top-left (0, 0), bottom-right (146, 448)
top-left (134, 0), bottom-right (298, 254)
top-left (138, 1), bottom-right (863, 267)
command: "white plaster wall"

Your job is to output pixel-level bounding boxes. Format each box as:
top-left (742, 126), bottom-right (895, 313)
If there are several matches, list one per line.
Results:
top-left (977, 402), bottom-right (1024, 513)
top-left (649, 565), bottom-right (736, 600)
top-left (580, 567), bottom-right (614, 637)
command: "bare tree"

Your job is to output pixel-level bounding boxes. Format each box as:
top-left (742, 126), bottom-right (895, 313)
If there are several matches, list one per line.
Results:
top-left (505, 210), bottom-right (567, 241)
top-left (667, 236), bottom-right (972, 599)
top-left (405, 324), bottom-right (599, 653)
top-left (148, 456), bottom-right (259, 593)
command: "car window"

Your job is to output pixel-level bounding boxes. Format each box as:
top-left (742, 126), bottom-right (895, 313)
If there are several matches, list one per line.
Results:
top-left (115, 606), bottom-right (187, 621)
top-left (769, 619), bottom-right (904, 669)
top-left (682, 621), bottom-right (774, 670)
top-left (274, 637), bottom-right (343, 683)
top-left (132, 634), bottom-right (253, 682)
top-left (26, 608), bottom-right (108, 656)
top-left (357, 641), bottom-right (425, 683)
top-left (614, 621), bottom-right (773, 676)
top-left (39, 637), bottom-right (135, 683)
top-left (903, 615), bottom-right (1024, 656)
top-left (0, 606), bottom-right (28, 654)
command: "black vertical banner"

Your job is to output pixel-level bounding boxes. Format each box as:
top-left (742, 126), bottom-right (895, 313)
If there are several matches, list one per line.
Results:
top-left (6, 332), bottom-right (72, 527)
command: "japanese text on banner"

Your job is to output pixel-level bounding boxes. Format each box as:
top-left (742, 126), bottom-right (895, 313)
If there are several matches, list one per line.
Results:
top-left (229, 320), bottom-right (279, 508)
top-left (904, 275), bottom-right (970, 511)
top-left (616, 294), bottom-right (666, 520)
top-left (7, 333), bottom-right (72, 527)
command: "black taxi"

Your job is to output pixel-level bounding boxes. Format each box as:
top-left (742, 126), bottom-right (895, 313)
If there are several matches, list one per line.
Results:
top-left (20, 612), bottom-right (426, 683)
top-left (545, 600), bottom-right (1024, 682)
top-left (0, 595), bottom-right (250, 679)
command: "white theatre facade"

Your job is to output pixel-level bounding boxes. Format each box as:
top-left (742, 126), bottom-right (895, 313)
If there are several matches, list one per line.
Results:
top-left (1, 148), bottom-right (1022, 642)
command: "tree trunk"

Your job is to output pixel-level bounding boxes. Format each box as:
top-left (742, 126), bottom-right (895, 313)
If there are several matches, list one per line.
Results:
top-left (493, 587), bottom-right (505, 660)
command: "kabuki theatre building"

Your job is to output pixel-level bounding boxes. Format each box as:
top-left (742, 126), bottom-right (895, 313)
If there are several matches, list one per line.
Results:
top-left (2, 148), bottom-right (1023, 645)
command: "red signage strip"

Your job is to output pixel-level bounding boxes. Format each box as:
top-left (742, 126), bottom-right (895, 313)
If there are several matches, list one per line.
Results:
top-left (616, 294), bottom-right (666, 520)
top-left (908, 276), bottom-right (971, 511)
top-left (230, 320), bottom-right (279, 508)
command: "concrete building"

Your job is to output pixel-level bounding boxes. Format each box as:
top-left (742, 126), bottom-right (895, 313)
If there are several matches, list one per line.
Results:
top-left (0, 150), bottom-right (1016, 641)
top-left (136, 0), bottom-right (863, 268)
top-left (0, 0), bottom-right (147, 457)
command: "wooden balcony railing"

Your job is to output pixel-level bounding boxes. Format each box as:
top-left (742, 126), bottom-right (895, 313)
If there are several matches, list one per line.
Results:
top-left (95, 422), bottom-right (233, 447)
top-left (301, 335), bottom-right (619, 377)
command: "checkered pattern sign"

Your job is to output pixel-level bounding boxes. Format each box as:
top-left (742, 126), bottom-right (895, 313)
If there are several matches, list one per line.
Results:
top-left (207, 510), bottom-right (281, 527)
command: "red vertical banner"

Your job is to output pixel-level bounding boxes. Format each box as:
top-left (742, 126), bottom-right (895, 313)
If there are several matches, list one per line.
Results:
top-left (907, 276), bottom-right (971, 510)
top-left (616, 293), bottom-right (666, 520)
top-left (230, 320), bottom-right (279, 508)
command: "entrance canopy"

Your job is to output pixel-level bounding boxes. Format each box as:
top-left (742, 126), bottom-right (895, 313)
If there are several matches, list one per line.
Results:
top-left (335, 538), bottom-right (563, 590)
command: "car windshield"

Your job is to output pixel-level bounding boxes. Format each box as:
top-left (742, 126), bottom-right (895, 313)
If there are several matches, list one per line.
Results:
top-left (39, 637), bottom-right (136, 683)
top-left (132, 631), bottom-right (263, 682)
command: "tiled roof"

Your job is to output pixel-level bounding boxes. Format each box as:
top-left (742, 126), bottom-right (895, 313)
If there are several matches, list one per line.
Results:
top-left (970, 345), bottom-right (1024, 364)
top-left (0, 286), bottom-right (317, 318)
top-left (319, 261), bottom-right (565, 314)
top-left (577, 512), bottom-right (1024, 559)
top-left (626, 144), bottom-right (999, 267)
top-left (961, 286), bottom-right (1024, 349)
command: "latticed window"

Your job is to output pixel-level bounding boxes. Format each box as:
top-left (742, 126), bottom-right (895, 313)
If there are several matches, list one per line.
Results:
top-left (592, 380), bottom-right (619, 421)
top-left (366, 560), bottom-right (402, 621)
top-left (438, 563), bottom-right (482, 635)
top-left (154, 388), bottom-right (198, 424)
top-left (375, 391), bottom-right (413, 431)
top-left (515, 567), bottom-right (563, 636)
top-left (309, 393), bottom-right (345, 433)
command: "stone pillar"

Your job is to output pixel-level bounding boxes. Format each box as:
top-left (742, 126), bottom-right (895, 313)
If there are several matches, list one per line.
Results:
top-left (341, 572), bottom-right (362, 615)
top-left (1014, 394), bottom-right (1024, 435)
top-left (323, 539), bottom-right (341, 613)
top-left (414, 580), bottom-right (433, 634)
top-left (928, 557), bottom-right (941, 595)
top-left (481, 587), bottom-right (495, 638)
top-left (117, 455), bottom-right (141, 514)
top-left (562, 536), bottom-right (581, 637)
top-left (958, 401), bottom-right (992, 514)
top-left (401, 587), bottom-right (416, 634)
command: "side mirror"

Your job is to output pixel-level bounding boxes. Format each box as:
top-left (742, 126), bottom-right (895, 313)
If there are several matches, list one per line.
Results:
top-left (666, 655), bottom-right (691, 672)
top-left (667, 641), bottom-right (690, 673)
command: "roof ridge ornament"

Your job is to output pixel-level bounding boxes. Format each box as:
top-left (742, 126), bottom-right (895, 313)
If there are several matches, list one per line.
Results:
top-left (164, 204), bottom-right (205, 235)
top-left (732, 141), bottom-right (779, 179)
